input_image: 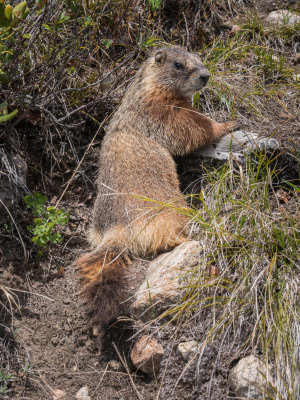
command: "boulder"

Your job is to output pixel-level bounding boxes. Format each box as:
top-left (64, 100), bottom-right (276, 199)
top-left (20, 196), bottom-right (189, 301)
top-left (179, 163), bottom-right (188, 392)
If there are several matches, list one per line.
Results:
top-left (195, 131), bottom-right (279, 162)
top-left (229, 355), bottom-right (273, 399)
top-left (266, 10), bottom-right (300, 26)
top-left (130, 335), bottom-right (164, 376)
top-left (132, 241), bottom-right (202, 320)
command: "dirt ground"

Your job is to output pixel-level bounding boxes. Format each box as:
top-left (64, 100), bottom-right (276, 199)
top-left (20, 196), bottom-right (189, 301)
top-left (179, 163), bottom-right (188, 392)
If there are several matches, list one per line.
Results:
top-left (0, 0), bottom-right (299, 399)
top-left (0, 198), bottom-right (235, 400)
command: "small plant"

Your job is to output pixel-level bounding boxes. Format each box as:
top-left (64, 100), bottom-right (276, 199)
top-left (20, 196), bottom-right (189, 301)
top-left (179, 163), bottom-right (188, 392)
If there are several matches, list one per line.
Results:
top-left (24, 192), bottom-right (69, 249)
top-left (146, 0), bottom-right (162, 12)
top-left (0, 367), bottom-right (15, 395)
top-left (22, 361), bottom-right (33, 375)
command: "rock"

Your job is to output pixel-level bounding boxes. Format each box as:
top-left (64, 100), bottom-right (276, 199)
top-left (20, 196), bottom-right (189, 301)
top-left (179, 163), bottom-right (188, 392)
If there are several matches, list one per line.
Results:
top-left (53, 389), bottom-right (67, 400)
top-left (196, 131), bottom-right (280, 162)
top-left (293, 53), bottom-right (300, 65)
top-left (75, 386), bottom-right (91, 400)
top-left (130, 335), bottom-right (164, 376)
top-left (108, 359), bottom-right (122, 371)
top-left (271, 55), bottom-right (279, 62)
top-left (228, 355), bottom-right (272, 399)
top-left (230, 25), bottom-right (241, 35)
top-left (132, 241), bottom-right (202, 319)
top-left (177, 340), bottom-right (198, 361)
top-left (293, 74), bottom-right (300, 82)
top-left (266, 10), bottom-right (300, 26)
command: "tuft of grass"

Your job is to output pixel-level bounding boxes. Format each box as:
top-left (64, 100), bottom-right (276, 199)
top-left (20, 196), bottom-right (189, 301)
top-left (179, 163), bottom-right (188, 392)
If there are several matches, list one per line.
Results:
top-left (0, 366), bottom-right (15, 395)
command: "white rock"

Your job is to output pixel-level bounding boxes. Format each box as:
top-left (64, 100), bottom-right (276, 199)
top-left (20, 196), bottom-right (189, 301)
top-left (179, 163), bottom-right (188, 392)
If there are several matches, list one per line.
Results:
top-left (130, 335), bottom-right (164, 376)
top-left (293, 74), bottom-right (300, 81)
top-left (266, 10), bottom-right (300, 26)
top-left (75, 386), bottom-right (91, 400)
top-left (132, 241), bottom-right (202, 319)
top-left (229, 355), bottom-right (272, 399)
top-left (53, 389), bottom-right (67, 400)
top-left (230, 25), bottom-right (241, 35)
top-left (177, 340), bottom-right (199, 361)
top-left (196, 131), bottom-right (279, 162)
top-left (271, 55), bottom-right (280, 62)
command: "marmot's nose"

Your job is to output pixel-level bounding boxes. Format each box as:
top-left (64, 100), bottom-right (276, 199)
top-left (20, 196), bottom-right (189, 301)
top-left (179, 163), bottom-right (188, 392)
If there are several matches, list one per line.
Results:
top-left (199, 70), bottom-right (210, 86)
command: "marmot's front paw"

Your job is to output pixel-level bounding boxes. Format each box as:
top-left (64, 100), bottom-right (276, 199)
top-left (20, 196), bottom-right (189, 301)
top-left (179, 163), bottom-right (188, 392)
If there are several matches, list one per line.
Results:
top-left (215, 121), bottom-right (238, 139)
top-left (222, 121), bottom-right (239, 132)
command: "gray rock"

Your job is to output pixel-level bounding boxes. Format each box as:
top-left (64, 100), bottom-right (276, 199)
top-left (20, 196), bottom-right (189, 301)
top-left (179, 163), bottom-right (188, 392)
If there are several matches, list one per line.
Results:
top-left (229, 355), bottom-right (273, 399)
top-left (177, 340), bottom-right (199, 361)
top-left (132, 241), bottom-right (202, 320)
top-left (130, 335), bottom-right (164, 376)
top-left (266, 10), bottom-right (300, 26)
top-left (75, 386), bottom-right (91, 400)
top-left (196, 131), bottom-right (280, 162)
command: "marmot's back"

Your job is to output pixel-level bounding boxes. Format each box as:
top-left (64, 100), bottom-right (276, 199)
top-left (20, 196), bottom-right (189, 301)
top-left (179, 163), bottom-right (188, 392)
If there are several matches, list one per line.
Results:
top-left (92, 130), bottom-right (185, 241)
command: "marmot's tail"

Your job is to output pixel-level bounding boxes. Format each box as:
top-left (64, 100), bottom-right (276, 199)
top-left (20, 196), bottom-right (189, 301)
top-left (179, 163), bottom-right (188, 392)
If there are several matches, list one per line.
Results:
top-left (76, 248), bottom-right (130, 326)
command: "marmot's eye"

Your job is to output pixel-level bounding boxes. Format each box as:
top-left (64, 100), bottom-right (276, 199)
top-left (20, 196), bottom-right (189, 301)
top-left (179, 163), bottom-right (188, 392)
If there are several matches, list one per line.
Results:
top-left (174, 61), bottom-right (184, 71)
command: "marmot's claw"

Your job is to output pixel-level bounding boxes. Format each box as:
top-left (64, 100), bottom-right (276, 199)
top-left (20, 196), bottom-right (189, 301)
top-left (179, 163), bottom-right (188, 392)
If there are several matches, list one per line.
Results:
top-left (224, 120), bottom-right (239, 132)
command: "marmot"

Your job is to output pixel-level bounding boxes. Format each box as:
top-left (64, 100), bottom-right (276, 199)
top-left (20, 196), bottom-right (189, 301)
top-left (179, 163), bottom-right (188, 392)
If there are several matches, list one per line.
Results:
top-left (77, 46), bottom-right (235, 325)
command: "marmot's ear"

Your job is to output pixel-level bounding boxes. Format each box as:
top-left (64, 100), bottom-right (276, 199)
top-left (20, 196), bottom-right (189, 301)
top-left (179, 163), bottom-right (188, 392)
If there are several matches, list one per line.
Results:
top-left (155, 51), bottom-right (167, 65)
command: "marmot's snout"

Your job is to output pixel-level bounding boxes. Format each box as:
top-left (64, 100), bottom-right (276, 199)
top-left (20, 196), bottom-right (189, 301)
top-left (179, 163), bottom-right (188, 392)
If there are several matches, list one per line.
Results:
top-left (199, 69), bottom-right (210, 88)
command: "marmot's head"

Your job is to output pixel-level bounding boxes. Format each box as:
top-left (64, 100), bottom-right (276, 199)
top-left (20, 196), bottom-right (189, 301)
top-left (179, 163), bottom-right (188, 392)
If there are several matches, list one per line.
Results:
top-left (146, 46), bottom-right (210, 100)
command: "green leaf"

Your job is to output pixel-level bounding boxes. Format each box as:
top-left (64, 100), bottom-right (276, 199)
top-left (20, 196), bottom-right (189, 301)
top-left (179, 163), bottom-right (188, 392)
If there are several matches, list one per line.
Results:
top-left (283, 180), bottom-right (300, 192)
top-left (101, 39), bottom-right (113, 49)
top-left (0, 3), bottom-right (12, 28)
top-left (0, 69), bottom-right (9, 84)
top-left (147, 0), bottom-right (162, 12)
top-left (42, 24), bottom-right (51, 31)
top-left (12, 1), bottom-right (30, 21)
top-left (0, 108), bottom-right (18, 122)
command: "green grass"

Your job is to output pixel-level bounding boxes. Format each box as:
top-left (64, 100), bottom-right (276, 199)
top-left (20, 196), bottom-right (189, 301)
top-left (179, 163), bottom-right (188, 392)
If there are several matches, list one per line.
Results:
top-left (194, 12), bottom-right (300, 121)
top-left (0, 367), bottom-right (15, 395)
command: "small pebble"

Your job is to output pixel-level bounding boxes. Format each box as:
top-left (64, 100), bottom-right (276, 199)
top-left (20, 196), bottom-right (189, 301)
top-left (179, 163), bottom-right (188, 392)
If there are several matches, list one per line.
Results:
top-left (75, 386), bottom-right (91, 400)
top-left (230, 25), bottom-right (241, 35)
top-left (108, 360), bottom-right (122, 371)
top-left (53, 389), bottom-right (67, 400)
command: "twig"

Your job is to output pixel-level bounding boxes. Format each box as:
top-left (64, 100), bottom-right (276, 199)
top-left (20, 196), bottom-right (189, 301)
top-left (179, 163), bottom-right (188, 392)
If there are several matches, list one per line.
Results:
top-left (91, 363), bottom-right (109, 396)
top-left (112, 341), bottom-right (144, 400)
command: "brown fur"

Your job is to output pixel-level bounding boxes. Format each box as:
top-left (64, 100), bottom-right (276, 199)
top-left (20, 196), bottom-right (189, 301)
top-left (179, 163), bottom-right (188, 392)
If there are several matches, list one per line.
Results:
top-left (77, 46), bottom-right (236, 325)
